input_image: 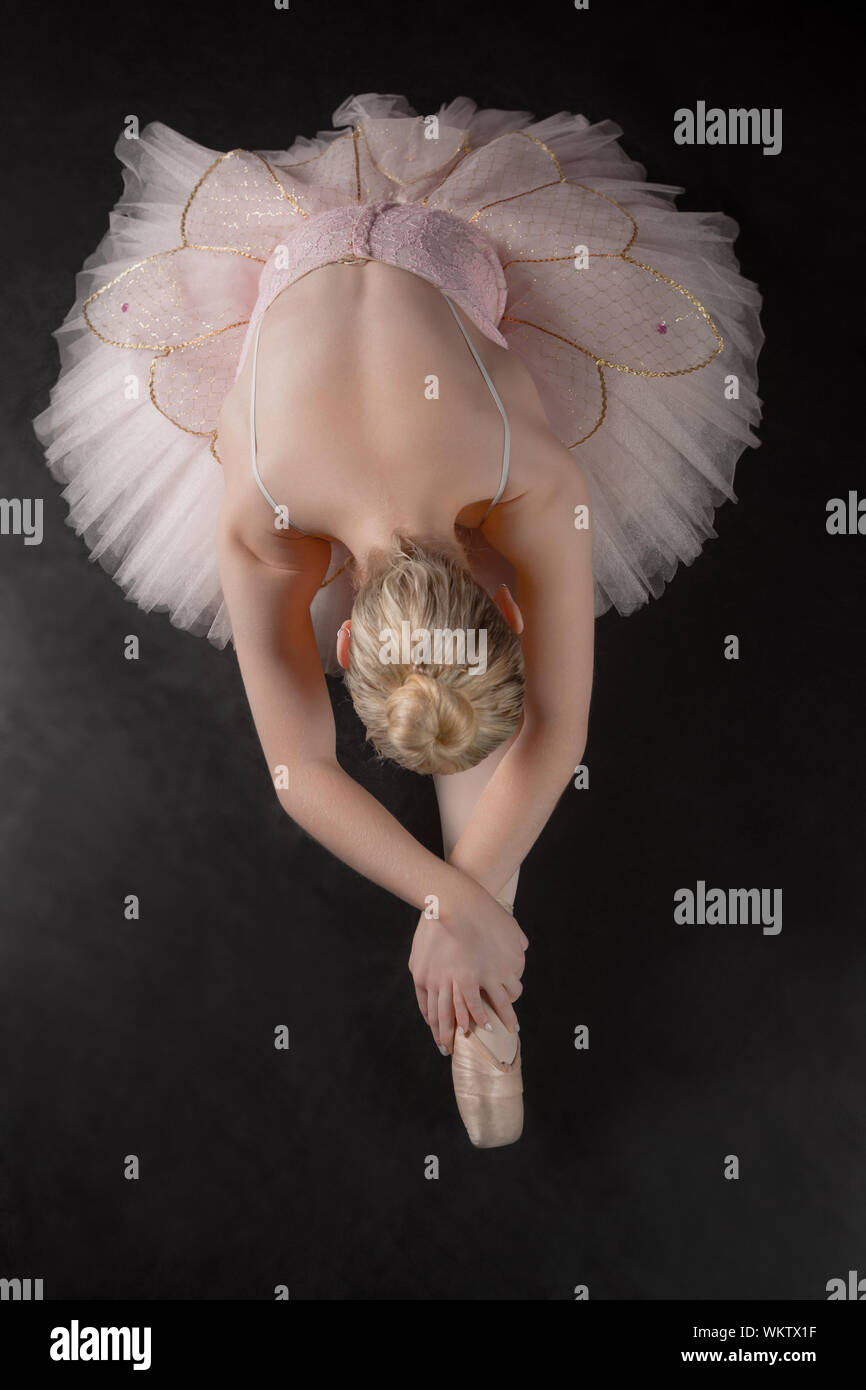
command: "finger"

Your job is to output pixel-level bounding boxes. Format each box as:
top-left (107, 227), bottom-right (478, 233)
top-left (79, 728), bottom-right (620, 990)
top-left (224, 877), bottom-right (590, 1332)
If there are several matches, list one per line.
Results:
top-left (485, 982), bottom-right (519, 1033)
top-left (519, 930), bottom-right (529, 950)
top-left (419, 985), bottom-right (438, 1043)
top-left (452, 982), bottom-right (471, 1038)
top-left (426, 989), bottom-right (441, 1049)
top-left (414, 983), bottom-right (429, 1023)
top-left (437, 987), bottom-right (455, 1054)
top-left (459, 979), bottom-right (491, 1031)
top-left (503, 975), bottom-right (523, 1003)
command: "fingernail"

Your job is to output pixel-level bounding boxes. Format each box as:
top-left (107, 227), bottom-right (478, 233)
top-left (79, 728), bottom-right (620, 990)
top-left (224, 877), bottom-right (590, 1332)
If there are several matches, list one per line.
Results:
top-left (438, 1044), bottom-right (449, 1055)
top-left (484, 1022), bottom-right (493, 1032)
top-left (457, 1026), bottom-right (466, 1036)
top-left (515, 1021), bottom-right (520, 1032)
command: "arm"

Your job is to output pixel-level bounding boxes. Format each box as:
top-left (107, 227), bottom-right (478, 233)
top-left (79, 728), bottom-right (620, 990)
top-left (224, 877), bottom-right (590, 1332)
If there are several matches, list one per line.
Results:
top-left (447, 446), bottom-right (595, 896)
top-left (216, 510), bottom-right (525, 1004)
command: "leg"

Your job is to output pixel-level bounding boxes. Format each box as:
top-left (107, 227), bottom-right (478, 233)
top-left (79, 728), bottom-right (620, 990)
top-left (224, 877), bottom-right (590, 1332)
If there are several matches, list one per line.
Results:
top-left (433, 728), bottom-right (521, 1061)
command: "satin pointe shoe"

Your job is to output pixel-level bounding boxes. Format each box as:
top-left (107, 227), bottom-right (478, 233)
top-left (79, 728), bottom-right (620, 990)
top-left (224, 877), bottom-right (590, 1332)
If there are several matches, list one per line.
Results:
top-left (451, 1013), bottom-right (523, 1149)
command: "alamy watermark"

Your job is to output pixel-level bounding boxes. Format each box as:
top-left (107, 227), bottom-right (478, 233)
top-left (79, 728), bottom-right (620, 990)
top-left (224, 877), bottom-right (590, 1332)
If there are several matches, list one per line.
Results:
top-left (49, 1321), bottom-right (151, 1371)
top-left (674, 880), bottom-right (782, 935)
top-left (1, 1276), bottom-right (43, 1299)
top-left (0, 498), bottom-right (43, 545)
top-left (674, 103), bottom-right (782, 156)
top-left (826, 491), bottom-right (866, 534)
top-left (379, 622), bottom-right (488, 674)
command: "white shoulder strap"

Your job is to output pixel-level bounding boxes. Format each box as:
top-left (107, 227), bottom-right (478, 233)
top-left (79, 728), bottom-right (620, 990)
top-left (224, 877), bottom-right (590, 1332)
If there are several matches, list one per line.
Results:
top-left (440, 293), bottom-right (511, 519)
top-left (249, 315), bottom-right (281, 513)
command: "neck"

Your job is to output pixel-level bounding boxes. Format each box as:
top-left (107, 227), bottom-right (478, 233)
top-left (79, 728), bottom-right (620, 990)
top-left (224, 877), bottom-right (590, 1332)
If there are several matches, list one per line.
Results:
top-left (345, 512), bottom-right (465, 582)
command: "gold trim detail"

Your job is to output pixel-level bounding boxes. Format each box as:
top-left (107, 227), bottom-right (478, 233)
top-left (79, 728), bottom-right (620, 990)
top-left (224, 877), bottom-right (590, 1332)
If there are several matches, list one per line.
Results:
top-left (467, 179), bottom-right (562, 224)
top-left (502, 251), bottom-right (724, 373)
top-left (500, 315), bottom-right (609, 446)
top-left (356, 121), bottom-right (470, 187)
top-left (490, 143), bottom-right (723, 446)
top-left (82, 260), bottom-right (253, 351)
top-left (180, 148), bottom-right (308, 235)
top-left (611, 254), bottom-right (724, 369)
top-left (515, 130), bottom-right (565, 180)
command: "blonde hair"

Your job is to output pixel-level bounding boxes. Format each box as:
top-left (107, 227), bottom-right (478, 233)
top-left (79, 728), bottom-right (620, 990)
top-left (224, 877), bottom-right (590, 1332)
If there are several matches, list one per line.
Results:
top-left (344, 533), bottom-right (525, 775)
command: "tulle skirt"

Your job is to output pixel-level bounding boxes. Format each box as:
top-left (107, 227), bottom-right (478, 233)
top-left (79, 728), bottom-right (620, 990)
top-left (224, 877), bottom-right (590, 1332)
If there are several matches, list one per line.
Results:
top-left (33, 92), bottom-right (763, 667)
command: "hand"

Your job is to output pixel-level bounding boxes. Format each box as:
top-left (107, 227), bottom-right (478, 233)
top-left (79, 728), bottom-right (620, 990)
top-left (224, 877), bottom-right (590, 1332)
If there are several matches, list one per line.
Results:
top-left (408, 882), bottom-right (528, 1053)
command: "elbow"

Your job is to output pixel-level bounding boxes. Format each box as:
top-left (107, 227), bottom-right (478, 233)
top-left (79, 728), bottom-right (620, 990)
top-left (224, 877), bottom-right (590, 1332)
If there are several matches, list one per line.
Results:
top-left (518, 716), bottom-right (588, 784)
top-left (272, 770), bottom-right (298, 822)
top-left (572, 723), bottom-right (588, 767)
top-left (270, 752), bottom-right (337, 820)
top-left (561, 727), bottom-right (588, 792)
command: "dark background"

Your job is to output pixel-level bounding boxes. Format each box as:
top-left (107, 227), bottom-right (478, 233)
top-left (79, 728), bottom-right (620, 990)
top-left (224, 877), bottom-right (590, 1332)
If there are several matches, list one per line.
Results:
top-left (1, 0), bottom-right (863, 1300)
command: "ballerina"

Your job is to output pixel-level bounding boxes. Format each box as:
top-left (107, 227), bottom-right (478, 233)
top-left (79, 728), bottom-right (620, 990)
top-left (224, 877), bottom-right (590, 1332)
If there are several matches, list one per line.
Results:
top-left (33, 92), bottom-right (763, 1147)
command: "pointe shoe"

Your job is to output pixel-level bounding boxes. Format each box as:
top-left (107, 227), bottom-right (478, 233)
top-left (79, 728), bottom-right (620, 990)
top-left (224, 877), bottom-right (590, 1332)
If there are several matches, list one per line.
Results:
top-left (451, 1018), bottom-right (523, 1149)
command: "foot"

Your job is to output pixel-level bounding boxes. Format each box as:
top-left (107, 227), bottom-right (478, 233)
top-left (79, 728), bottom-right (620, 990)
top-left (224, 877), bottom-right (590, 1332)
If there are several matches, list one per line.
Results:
top-left (451, 1028), bottom-right (523, 1149)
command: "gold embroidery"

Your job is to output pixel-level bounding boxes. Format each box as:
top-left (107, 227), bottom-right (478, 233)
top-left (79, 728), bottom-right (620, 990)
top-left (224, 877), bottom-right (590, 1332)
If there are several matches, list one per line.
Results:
top-left (515, 130), bottom-right (565, 180)
top-left (180, 148), bottom-right (308, 236)
top-left (467, 179), bottom-right (562, 224)
top-left (82, 144), bottom-right (309, 464)
top-left (614, 254), bottom-right (724, 366)
top-left (418, 138), bottom-right (473, 207)
top-left (497, 180), bottom-right (640, 265)
top-left (83, 143), bottom-right (311, 351)
top-left (501, 315), bottom-right (608, 445)
top-left (357, 121), bottom-right (470, 187)
top-left (433, 128), bottom-right (568, 225)
top-left (252, 151), bottom-right (310, 220)
top-left (490, 151), bottom-right (722, 437)
top-left (575, 182), bottom-right (639, 253)
top-left (500, 241), bottom-right (723, 371)
top-left (82, 250), bottom-right (260, 350)
top-left (146, 352), bottom-right (239, 439)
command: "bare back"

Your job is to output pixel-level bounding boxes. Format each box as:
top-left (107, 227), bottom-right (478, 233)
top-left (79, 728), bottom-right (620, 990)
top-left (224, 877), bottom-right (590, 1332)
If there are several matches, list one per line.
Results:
top-left (216, 261), bottom-right (567, 568)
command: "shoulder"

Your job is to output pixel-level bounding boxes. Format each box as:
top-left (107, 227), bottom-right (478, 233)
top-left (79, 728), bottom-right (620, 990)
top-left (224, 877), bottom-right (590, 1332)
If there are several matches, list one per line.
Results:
top-left (216, 388), bottom-right (332, 582)
top-left (217, 502), bottom-right (332, 603)
top-left (484, 428), bottom-right (591, 558)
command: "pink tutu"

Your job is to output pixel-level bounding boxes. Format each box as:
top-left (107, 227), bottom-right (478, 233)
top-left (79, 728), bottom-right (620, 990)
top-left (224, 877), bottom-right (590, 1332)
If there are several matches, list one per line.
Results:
top-left (33, 92), bottom-right (763, 659)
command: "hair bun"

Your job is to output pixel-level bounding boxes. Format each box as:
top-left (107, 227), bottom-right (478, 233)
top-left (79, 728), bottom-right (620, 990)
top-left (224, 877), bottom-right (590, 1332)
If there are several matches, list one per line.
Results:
top-left (384, 671), bottom-right (478, 773)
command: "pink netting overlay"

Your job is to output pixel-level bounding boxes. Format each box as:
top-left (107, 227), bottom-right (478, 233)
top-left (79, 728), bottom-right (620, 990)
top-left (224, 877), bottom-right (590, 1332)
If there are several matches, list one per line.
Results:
top-left (34, 92), bottom-right (762, 662)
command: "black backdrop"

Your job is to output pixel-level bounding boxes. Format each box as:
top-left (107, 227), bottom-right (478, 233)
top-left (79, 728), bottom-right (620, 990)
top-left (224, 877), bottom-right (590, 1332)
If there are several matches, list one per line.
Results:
top-left (1, 0), bottom-right (863, 1301)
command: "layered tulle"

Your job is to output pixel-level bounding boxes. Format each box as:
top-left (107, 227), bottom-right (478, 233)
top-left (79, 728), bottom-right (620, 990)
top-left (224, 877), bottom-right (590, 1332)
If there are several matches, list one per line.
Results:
top-left (33, 92), bottom-right (763, 656)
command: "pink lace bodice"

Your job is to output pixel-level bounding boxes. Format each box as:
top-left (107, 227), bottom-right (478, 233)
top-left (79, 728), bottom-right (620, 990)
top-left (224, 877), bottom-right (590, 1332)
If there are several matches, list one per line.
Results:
top-left (237, 200), bottom-right (508, 374)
